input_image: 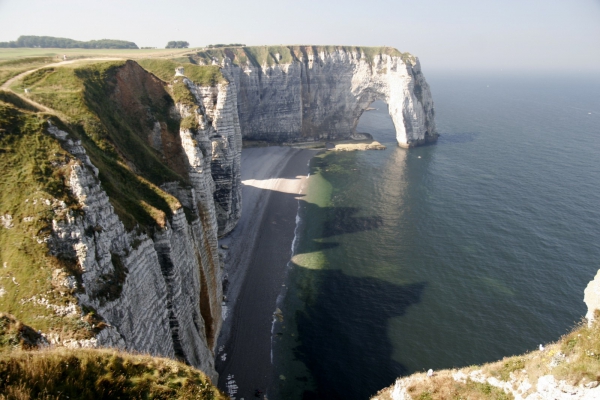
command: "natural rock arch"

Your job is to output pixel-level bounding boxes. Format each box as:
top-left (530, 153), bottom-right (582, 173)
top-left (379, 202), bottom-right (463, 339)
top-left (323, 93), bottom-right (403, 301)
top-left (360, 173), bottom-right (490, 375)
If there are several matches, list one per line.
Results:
top-left (212, 46), bottom-right (437, 147)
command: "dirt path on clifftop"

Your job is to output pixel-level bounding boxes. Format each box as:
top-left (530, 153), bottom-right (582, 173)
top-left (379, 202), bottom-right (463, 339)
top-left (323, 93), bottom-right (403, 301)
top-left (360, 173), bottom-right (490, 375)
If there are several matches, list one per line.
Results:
top-left (1, 58), bottom-right (122, 90)
top-left (216, 147), bottom-right (316, 400)
top-left (1, 58), bottom-right (123, 115)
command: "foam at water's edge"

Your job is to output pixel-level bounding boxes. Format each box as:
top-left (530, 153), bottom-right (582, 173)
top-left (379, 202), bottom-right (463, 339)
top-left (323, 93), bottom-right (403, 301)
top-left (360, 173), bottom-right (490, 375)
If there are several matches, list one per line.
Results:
top-left (270, 174), bottom-right (307, 366)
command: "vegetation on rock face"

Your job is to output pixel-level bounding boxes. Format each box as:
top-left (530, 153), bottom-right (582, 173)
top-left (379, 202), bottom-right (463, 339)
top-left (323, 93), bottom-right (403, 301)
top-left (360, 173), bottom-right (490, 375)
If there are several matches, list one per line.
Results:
top-left (166, 41), bottom-right (190, 49)
top-left (0, 100), bottom-right (91, 340)
top-left (0, 36), bottom-right (139, 49)
top-left (192, 45), bottom-right (414, 67)
top-left (137, 59), bottom-right (226, 86)
top-left (8, 60), bottom-right (192, 230)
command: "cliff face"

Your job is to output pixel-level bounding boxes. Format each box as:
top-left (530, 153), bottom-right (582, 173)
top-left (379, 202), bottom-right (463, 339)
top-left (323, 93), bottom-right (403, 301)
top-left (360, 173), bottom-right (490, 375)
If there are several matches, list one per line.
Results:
top-left (584, 270), bottom-right (600, 325)
top-left (196, 46), bottom-right (437, 147)
top-left (17, 60), bottom-right (243, 382)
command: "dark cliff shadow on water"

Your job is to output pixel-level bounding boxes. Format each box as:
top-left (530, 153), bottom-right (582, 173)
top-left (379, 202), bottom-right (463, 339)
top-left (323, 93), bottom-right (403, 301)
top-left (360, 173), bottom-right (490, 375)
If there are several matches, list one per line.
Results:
top-left (292, 200), bottom-right (384, 256)
top-left (289, 266), bottom-right (427, 400)
top-left (321, 207), bottom-right (383, 238)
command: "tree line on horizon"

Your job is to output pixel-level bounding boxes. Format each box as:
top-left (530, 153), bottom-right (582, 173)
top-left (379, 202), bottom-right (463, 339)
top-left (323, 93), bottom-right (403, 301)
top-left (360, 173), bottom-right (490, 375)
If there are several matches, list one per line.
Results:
top-left (0, 35), bottom-right (138, 49)
top-left (207, 43), bottom-right (245, 48)
top-left (165, 41), bottom-right (189, 49)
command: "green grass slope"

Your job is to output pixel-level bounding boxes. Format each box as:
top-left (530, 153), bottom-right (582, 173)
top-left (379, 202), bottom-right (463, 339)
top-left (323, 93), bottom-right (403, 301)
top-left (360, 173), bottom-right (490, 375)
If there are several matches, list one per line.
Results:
top-left (0, 57), bottom-right (55, 86)
top-left (0, 348), bottom-right (227, 399)
top-left (136, 59), bottom-right (226, 86)
top-left (8, 60), bottom-right (192, 230)
top-left (0, 315), bottom-right (226, 400)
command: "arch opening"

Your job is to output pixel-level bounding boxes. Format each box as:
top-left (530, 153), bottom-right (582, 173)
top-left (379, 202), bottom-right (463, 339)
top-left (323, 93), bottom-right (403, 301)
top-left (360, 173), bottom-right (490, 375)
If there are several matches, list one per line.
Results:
top-left (355, 99), bottom-right (398, 145)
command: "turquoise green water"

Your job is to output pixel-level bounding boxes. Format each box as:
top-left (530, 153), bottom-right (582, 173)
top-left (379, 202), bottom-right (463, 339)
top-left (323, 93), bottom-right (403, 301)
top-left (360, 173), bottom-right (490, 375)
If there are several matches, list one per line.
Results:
top-left (272, 72), bottom-right (600, 399)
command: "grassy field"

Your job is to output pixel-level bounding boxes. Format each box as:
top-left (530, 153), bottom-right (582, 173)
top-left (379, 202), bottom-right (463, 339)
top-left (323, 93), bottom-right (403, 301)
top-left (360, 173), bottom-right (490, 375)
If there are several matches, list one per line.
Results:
top-left (0, 47), bottom-right (199, 61)
top-left (0, 57), bottom-right (57, 86)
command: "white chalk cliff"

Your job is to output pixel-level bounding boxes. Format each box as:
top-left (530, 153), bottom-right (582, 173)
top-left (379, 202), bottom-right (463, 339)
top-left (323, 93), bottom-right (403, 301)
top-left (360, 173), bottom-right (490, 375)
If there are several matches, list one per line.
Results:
top-left (43, 60), bottom-right (243, 382)
top-left (196, 46), bottom-right (437, 147)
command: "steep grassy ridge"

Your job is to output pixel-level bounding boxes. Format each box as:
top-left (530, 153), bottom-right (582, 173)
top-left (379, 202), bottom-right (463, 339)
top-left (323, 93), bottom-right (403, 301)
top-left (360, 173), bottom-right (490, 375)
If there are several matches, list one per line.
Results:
top-left (0, 100), bottom-right (91, 339)
top-left (0, 57), bottom-right (55, 86)
top-left (10, 61), bottom-right (189, 230)
top-left (0, 346), bottom-right (226, 399)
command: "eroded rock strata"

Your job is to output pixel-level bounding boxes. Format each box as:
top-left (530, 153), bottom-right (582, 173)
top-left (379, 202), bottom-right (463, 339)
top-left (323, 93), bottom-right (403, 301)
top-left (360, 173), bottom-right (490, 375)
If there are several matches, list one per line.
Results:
top-left (42, 60), bottom-right (243, 381)
top-left (195, 46), bottom-right (437, 147)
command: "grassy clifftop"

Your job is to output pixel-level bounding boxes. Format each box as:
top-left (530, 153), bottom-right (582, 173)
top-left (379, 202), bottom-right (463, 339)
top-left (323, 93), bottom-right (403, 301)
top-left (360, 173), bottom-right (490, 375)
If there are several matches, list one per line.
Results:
top-left (136, 59), bottom-right (226, 86)
top-left (192, 45), bottom-right (414, 67)
top-left (0, 314), bottom-right (225, 399)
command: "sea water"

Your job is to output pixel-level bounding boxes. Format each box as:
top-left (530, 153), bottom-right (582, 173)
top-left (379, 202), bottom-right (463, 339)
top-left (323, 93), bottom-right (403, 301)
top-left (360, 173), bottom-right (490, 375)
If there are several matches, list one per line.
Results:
top-left (271, 72), bottom-right (600, 399)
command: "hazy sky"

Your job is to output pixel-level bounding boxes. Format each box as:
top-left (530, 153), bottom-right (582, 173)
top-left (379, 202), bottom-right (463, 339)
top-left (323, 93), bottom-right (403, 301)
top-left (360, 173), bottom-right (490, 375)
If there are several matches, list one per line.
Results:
top-left (1, 0), bottom-right (599, 72)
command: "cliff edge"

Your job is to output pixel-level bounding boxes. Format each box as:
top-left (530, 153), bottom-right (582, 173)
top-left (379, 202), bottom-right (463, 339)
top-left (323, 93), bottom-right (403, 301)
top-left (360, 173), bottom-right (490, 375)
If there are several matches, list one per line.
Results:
top-left (373, 270), bottom-right (600, 400)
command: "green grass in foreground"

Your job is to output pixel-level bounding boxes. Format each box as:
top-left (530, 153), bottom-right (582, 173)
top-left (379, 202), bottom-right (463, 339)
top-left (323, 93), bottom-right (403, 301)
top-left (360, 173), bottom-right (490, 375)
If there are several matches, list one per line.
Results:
top-left (379, 317), bottom-right (600, 399)
top-left (0, 347), bottom-right (227, 399)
